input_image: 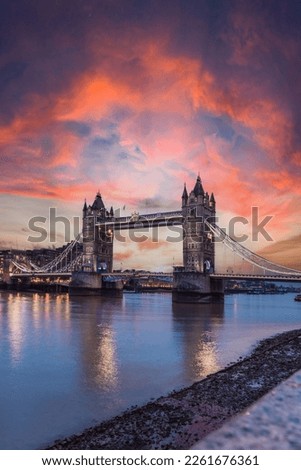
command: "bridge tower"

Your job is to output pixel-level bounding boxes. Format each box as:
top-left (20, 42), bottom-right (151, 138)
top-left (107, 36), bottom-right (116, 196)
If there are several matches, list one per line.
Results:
top-left (182, 175), bottom-right (215, 273)
top-left (82, 192), bottom-right (114, 273)
top-left (173, 175), bottom-right (223, 303)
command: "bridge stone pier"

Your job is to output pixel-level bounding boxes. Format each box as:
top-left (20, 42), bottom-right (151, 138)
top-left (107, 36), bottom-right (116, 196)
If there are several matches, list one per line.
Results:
top-left (172, 269), bottom-right (224, 303)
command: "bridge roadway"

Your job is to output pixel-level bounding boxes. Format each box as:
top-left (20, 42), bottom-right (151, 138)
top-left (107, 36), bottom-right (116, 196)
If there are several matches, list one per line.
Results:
top-left (9, 272), bottom-right (174, 280)
top-left (103, 272), bottom-right (301, 282)
top-left (9, 272), bottom-right (72, 278)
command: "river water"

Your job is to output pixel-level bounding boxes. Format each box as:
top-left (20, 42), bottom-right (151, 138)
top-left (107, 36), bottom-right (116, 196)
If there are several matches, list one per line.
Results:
top-left (1, 290), bottom-right (301, 449)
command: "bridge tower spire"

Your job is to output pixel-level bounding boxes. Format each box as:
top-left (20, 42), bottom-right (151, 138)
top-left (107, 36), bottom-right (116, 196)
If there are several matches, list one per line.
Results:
top-left (182, 174), bottom-right (215, 273)
top-left (182, 183), bottom-right (188, 205)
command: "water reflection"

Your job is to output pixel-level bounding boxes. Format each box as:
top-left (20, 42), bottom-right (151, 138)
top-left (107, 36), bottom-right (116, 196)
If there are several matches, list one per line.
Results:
top-left (0, 292), bottom-right (73, 366)
top-left (5, 293), bottom-right (25, 364)
top-left (70, 296), bottom-right (123, 391)
top-left (172, 303), bottom-right (224, 380)
top-left (1, 291), bottom-right (301, 449)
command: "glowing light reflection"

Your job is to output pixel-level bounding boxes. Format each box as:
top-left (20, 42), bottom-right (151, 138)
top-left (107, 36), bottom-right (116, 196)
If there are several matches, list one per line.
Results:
top-left (194, 333), bottom-right (219, 378)
top-left (95, 327), bottom-right (118, 389)
top-left (6, 293), bottom-right (25, 364)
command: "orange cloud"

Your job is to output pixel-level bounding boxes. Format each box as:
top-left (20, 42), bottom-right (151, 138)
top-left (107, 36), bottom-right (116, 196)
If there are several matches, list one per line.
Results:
top-left (257, 234), bottom-right (301, 270)
top-left (255, 168), bottom-right (301, 195)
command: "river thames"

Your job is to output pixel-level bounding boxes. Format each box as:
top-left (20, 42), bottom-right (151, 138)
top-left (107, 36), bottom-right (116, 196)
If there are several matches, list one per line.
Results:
top-left (1, 290), bottom-right (301, 449)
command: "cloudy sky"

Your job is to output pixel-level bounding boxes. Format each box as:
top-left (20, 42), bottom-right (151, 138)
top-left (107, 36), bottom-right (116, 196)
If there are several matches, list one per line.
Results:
top-left (1, 0), bottom-right (301, 270)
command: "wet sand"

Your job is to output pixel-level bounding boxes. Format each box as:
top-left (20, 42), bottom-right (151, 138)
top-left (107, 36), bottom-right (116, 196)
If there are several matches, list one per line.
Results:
top-left (47, 328), bottom-right (301, 450)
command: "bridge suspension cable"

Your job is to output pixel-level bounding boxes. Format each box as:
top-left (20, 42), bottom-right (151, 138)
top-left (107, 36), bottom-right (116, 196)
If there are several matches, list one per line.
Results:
top-left (34, 234), bottom-right (82, 273)
top-left (57, 253), bottom-right (83, 273)
top-left (11, 260), bottom-right (32, 273)
top-left (206, 221), bottom-right (301, 276)
top-left (10, 234), bottom-right (82, 274)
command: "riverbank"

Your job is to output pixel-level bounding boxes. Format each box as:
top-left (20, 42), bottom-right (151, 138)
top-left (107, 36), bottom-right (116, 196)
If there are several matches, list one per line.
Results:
top-left (47, 328), bottom-right (301, 450)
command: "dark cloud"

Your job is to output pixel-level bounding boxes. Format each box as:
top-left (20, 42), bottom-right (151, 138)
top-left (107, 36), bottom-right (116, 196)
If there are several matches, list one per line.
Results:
top-left (64, 121), bottom-right (91, 137)
top-left (91, 134), bottom-right (119, 148)
top-left (0, 61), bottom-right (27, 87)
top-left (140, 197), bottom-right (165, 209)
top-left (210, 117), bottom-right (235, 142)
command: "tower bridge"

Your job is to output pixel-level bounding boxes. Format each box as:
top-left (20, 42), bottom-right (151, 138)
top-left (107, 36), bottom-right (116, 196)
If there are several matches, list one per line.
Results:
top-left (4, 175), bottom-right (301, 301)
top-left (82, 175), bottom-right (215, 275)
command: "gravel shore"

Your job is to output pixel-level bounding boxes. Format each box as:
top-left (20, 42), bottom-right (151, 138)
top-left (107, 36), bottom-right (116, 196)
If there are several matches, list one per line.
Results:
top-left (47, 328), bottom-right (301, 450)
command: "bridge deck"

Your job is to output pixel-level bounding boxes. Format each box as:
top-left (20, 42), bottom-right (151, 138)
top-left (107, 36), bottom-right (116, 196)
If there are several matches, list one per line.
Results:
top-left (10, 272), bottom-right (72, 278)
top-left (9, 272), bottom-right (173, 279)
top-left (9, 272), bottom-right (301, 282)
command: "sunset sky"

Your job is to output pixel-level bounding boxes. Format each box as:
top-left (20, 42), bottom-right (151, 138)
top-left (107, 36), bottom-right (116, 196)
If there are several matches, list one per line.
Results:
top-left (1, 0), bottom-right (301, 271)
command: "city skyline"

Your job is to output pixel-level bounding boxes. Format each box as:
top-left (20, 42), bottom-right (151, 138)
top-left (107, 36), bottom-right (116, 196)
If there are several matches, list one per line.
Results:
top-left (1, 0), bottom-right (301, 270)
